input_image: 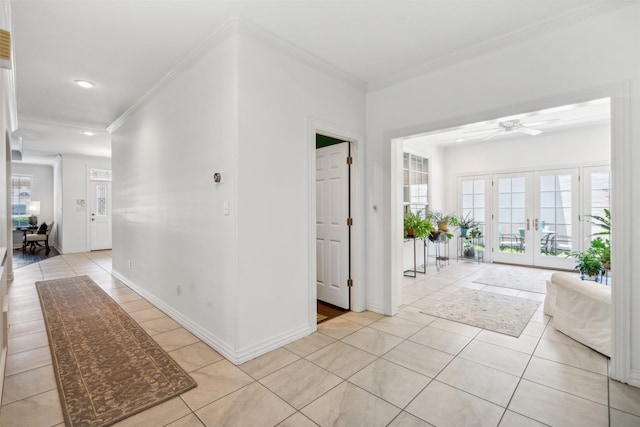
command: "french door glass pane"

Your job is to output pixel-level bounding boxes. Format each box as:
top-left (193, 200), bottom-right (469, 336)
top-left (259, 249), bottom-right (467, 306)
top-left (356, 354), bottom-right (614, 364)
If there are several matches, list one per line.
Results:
top-left (498, 177), bottom-right (525, 253)
top-left (96, 185), bottom-right (108, 216)
top-left (590, 170), bottom-right (611, 236)
top-left (539, 173), bottom-right (572, 257)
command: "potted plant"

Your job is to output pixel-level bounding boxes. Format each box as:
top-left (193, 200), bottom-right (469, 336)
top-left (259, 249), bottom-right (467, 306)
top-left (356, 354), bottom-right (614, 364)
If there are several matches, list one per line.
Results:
top-left (590, 237), bottom-right (611, 270)
top-left (404, 211), bottom-right (434, 239)
top-left (573, 248), bottom-right (604, 280)
top-left (456, 212), bottom-right (476, 236)
top-left (588, 208), bottom-right (611, 269)
top-left (431, 211), bottom-right (458, 232)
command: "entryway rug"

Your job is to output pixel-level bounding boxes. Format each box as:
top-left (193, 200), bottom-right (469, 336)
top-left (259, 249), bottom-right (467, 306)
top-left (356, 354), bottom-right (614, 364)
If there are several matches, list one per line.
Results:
top-left (472, 267), bottom-right (554, 293)
top-left (36, 275), bottom-right (197, 427)
top-left (419, 288), bottom-right (541, 337)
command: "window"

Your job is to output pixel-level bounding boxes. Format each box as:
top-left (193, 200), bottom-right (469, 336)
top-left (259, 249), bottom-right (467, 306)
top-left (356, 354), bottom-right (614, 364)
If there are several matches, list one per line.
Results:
top-left (461, 178), bottom-right (486, 236)
top-left (403, 153), bottom-right (428, 217)
top-left (90, 168), bottom-right (112, 181)
top-left (11, 175), bottom-right (32, 227)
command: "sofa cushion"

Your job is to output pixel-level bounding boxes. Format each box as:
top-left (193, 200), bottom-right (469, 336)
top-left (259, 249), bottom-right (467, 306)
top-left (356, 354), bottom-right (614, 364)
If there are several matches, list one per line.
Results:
top-left (549, 272), bottom-right (611, 357)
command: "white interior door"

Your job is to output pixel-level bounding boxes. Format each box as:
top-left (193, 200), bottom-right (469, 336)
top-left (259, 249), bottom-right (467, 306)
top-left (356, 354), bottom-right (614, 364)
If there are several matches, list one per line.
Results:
top-left (492, 169), bottom-right (578, 269)
top-left (316, 142), bottom-right (350, 309)
top-left (90, 181), bottom-right (112, 250)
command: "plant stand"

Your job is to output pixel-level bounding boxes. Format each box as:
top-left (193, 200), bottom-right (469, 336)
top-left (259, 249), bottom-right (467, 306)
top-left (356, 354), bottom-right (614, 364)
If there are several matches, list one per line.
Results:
top-left (428, 232), bottom-right (449, 271)
top-left (404, 237), bottom-right (427, 277)
top-left (457, 235), bottom-right (484, 264)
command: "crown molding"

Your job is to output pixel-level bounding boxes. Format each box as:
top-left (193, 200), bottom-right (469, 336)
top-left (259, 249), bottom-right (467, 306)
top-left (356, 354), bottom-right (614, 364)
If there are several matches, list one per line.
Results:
top-left (236, 18), bottom-right (366, 92)
top-left (107, 18), bottom-right (239, 134)
top-left (368, 0), bottom-right (634, 92)
top-left (20, 116), bottom-right (107, 133)
top-left (107, 16), bottom-right (367, 134)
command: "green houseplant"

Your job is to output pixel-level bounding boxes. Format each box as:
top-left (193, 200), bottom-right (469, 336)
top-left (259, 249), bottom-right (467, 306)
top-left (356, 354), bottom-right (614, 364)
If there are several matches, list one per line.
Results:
top-left (573, 248), bottom-right (604, 279)
top-left (431, 211), bottom-right (458, 232)
top-left (590, 237), bottom-right (611, 270)
top-left (404, 211), bottom-right (434, 239)
top-left (456, 212), bottom-right (476, 236)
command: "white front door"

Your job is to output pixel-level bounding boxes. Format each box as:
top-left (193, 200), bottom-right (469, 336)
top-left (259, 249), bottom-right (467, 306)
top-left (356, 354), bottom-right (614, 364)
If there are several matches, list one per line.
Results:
top-left (492, 169), bottom-right (578, 269)
top-left (90, 181), bottom-right (112, 250)
top-left (316, 142), bottom-right (350, 309)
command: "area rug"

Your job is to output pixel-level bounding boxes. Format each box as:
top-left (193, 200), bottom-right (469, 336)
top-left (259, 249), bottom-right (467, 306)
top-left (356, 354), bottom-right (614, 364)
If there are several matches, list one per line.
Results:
top-left (418, 288), bottom-right (541, 337)
top-left (317, 313), bottom-right (329, 323)
top-left (472, 267), bottom-right (554, 293)
top-left (36, 275), bottom-right (197, 427)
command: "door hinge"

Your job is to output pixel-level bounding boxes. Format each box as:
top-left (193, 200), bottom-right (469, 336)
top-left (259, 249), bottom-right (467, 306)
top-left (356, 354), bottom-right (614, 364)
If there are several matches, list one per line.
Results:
top-left (347, 217), bottom-right (353, 226)
top-left (347, 156), bottom-right (353, 165)
top-left (347, 278), bottom-right (353, 287)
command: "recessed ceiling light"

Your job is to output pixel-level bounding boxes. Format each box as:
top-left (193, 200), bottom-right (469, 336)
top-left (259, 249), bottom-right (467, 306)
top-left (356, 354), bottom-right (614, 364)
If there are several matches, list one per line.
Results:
top-left (82, 131), bottom-right (96, 136)
top-left (456, 138), bottom-right (464, 142)
top-left (74, 80), bottom-right (95, 89)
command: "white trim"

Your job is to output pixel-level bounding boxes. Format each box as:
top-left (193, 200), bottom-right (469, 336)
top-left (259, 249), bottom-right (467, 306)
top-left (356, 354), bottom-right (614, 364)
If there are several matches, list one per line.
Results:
top-left (238, 19), bottom-right (365, 92)
top-left (0, 347), bottom-right (6, 406)
top-left (386, 84), bottom-right (632, 381)
top-left (108, 17), bottom-right (366, 135)
top-left (609, 84), bottom-right (632, 383)
top-left (368, 1), bottom-right (632, 92)
top-left (112, 269), bottom-right (310, 364)
top-left (630, 369), bottom-right (640, 388)
top-left (107, 18), bottom-right (239, 134)
top-left (309, 118), bottom-right (366, 315)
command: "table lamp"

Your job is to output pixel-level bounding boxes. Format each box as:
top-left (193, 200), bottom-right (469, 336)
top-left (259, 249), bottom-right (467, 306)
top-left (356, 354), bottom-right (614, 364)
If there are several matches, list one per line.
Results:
top-left (28, 201), bottom-right (40, 226)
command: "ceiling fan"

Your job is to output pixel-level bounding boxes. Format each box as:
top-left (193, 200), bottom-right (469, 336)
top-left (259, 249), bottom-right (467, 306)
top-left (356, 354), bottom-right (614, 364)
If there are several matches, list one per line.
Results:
top-left (464, 119), bottom-right (559, 141)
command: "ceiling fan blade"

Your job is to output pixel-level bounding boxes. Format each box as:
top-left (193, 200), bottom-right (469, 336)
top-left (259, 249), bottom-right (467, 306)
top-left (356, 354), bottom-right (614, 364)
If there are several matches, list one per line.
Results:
top-left (523, 119), bottom-right (561, 127)
top-left (482, 130), bottom-right (503, 141)
top-left (462, 127), bottom-right (500, 134)
top-left (518, 127), bottom-right (542, 136)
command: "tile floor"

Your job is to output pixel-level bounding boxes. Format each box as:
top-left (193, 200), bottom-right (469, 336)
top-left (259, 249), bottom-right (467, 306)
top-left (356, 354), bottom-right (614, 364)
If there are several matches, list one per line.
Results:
top-left (2, 252), bottom-right (640, 426)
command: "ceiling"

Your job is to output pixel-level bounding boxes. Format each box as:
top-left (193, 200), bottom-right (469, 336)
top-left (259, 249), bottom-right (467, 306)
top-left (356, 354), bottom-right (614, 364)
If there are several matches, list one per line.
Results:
top-left (403, 98), bottom-right (611, 149)
top-left (10, 0), bottom-right (614, 163)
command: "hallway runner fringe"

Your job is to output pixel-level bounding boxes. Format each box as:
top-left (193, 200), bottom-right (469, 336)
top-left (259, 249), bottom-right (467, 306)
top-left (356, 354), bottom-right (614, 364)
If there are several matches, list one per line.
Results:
top-left (36, 275), bottom-right (197, 427)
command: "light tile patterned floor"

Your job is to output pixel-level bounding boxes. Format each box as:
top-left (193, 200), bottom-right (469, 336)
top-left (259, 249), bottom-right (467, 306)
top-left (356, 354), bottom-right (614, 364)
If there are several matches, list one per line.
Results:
top-left (2, 252), bottom-right (640, 426)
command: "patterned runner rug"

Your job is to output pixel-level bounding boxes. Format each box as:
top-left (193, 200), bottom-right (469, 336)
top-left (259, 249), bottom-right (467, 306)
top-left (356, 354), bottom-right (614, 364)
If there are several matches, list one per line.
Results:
top-left (36, 276), bottom-right (197, 427)
top-left (419, 288), bottom-right (541, 337)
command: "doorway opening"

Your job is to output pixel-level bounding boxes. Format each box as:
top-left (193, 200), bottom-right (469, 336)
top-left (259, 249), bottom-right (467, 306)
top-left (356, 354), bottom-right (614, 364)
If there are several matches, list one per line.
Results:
top-left (393, 97), bottom-right (611, 310)
top-left (315, 134), bottom-right (352, 319)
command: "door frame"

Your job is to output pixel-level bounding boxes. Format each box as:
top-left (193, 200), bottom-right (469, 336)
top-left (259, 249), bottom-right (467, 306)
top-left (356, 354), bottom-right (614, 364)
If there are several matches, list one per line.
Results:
top-left (308, 118), bottom-right (364, 330)
top-left (387, 84), bottom-right (632, 383)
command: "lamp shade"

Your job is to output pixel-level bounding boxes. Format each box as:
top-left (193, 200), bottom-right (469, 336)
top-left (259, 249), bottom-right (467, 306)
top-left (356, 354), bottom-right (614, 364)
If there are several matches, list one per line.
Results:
top-left (27, 201), bottom-right (40, 215)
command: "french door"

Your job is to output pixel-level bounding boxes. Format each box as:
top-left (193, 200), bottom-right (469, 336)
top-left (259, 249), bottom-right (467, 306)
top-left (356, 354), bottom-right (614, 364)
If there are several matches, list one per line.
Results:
top-left (493, 169), bottom-right (579, 269)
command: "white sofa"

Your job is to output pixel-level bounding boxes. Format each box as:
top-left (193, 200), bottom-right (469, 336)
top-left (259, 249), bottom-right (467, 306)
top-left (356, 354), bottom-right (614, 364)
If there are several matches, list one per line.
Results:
top-left (544, 272), bottom-right (611, 357)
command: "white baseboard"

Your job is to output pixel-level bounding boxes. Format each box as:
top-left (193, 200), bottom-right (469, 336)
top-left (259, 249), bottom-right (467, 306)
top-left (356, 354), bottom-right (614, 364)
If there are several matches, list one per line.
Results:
top-left (629, 369), bottom-right (640, 388)
top-left (111, 270), bottom-right (312, 365)
top-left (0, 347), bottom-right (7, 406)
top-left (366, 302), bottom-right (385, 315)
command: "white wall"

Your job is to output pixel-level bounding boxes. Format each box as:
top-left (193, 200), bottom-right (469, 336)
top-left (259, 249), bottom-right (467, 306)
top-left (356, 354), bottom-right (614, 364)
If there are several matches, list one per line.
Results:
top-left (112, 26), bottom-right (239, 356)
top-left (235, 28), bottom-right (365, 355)
top-left (11, 163), bottom-right (54, 244)
top-left (366, 4), bottom-right (640, 382)
top-left (59, 155), bottom-right (111, 253)
top-left (0, 0), bottom-right (15, 395)
top-left (111, 21), bottom-right (365, 363)
top-left (443, 123), bottom-right (611, 209)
